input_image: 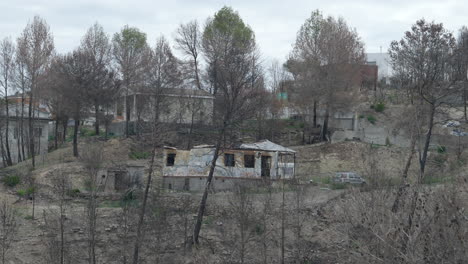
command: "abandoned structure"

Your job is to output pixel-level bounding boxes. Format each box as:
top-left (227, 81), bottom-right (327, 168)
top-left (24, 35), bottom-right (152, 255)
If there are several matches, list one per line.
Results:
top-left (163, 140), bottom-right (296, 191)
top-left (0, 97), bottom-right (51, 167)
top-left (97, 165), bottom-right (145, 192)
top-left (114, 88), bottom-right (215, 125)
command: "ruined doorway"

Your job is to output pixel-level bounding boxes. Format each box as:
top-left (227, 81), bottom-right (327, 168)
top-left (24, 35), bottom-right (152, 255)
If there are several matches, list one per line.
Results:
top-left (114, 170), bottom-right (130, 192)
top-left (261, 156), bottom-right (271, 178)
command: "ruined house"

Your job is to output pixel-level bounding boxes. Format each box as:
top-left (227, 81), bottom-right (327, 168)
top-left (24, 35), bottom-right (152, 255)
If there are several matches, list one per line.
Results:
top-left (163, 140), bottom-right (296, 191)
top-left (113, 88), bottom-right (214, 124)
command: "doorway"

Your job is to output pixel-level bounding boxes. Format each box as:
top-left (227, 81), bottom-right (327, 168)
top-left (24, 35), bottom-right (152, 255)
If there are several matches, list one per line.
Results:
top-left (261, 156), bottom-right (271, 178)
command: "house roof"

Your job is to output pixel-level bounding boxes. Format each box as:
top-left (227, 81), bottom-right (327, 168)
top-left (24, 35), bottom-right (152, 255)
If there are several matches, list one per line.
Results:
top-left (162, 88), bottom-right (213, 98)
top-left (125, 88), bottom-right (214, 99)
top-left (166, 140), bottom-right (296, 154)
top-left (238, 140), bottom-right (296, 153)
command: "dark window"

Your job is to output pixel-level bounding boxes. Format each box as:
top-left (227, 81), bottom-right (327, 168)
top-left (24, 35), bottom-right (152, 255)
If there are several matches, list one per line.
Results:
top-left (244, 154), bottom-right (255, 168)
top-left (224, 153), bottom-right (235, 167)
top-left (166, 153), bottom-right (176, 166)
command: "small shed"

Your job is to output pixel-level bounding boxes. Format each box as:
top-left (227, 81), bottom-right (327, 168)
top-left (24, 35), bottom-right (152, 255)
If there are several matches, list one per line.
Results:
top-left (97, 165), bottom-right (145, 192)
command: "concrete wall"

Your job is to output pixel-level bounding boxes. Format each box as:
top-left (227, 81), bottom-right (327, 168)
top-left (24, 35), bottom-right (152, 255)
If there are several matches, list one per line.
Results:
top-left (163, 176), bottom-right (272, 192)
top-left (97, 165), bottom-right (145, 192)
top-left (163, 147), bottom-right (295, 181)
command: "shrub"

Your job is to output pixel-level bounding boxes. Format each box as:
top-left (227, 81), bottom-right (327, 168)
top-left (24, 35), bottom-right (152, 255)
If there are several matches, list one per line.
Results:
top-left (67, 188), bottom-right (81, 197)
top-left (374, 102), bottom-right (385, 112)
top-left (358, 114), bottom-right (365, 119)
top-left (17, 189), bottom-right (27, 196)
top-left (437, 145), bottom-right (446, 154)
top-left (80, 127), bottom-right (96, 137)
top-left (367, 115), bottom-right (377, 124)
top-left (254, 223), bottom-right (265, 235)
top-left (3, 175), bottom-right (20, 187)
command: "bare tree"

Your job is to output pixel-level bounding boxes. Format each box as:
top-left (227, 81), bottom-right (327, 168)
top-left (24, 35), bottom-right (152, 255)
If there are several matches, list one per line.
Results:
top-left (175, 20), bottom-right (203, 90)
top-left (0, 199), bottom-right (16, 264)
top-left (0, 38), bottom-right (15, 166)
top-left (17, 15), bottom-right (54, 167)
top-left (193, 6), bottom-right (265, 244)
top-left (80, 145), bottom-right (104, 264)
top-left (80, 23), bottom-right (116, 136)
top-left (112, 25), bottom-right (149, 137)
top-left (288, 10), bottom-right (365, 141)
top-left (42, 166), bottom-right (72, 264)
top-left (389, 19), bottom-right (460, 180)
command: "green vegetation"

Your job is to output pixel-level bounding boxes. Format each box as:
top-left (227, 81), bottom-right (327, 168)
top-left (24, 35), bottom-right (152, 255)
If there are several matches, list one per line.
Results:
top-left (80, 127), bottom-right (97, 137)
top-left (367, 115), bottom-right (377, 124)
top-left (129, 151), bottom-right (150, 160)
top-left (374, 102), bottom-right (385, 112)
top-left (67, 188), bottom-right (81, 197)
top-left (2, 175), bottom-right (20, 187)
top-left (254, 223), bottom-right (265, 235)
top-left (358, 114), bottom-right (365, 119)
top-left (437, 145), bottom-right (446, 154)
top-left (422, 175), bottom-right (451, 185)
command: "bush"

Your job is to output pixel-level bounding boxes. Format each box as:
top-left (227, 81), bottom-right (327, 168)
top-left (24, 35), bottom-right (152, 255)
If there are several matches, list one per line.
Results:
top-left (367, 115), bottom-right (377, 124)
top-left (374, 102), bottom-right (385, 112)
top-left (67, 188), bottom-right (81, 197)
top-left (437, 145), bottom-right (446, 154)
top-left (358, 114), bottom-right (365, 119)
top-left (17, 189), bottom-right (27, 196)
top-left (3, 175), bottom-right (20, 187)
top-left (80, 127), bottom-right (96, 137)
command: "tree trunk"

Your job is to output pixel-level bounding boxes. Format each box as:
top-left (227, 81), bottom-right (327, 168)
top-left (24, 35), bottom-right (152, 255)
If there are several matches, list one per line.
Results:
top-left (281, 178), bottom-right (285, 264)
top-left (313, 100), bottom-right (317, 127)
top-left (62, 121), bottom-right (68, 143)
top-left (187, 110), bottom-right (195, 149)
top-left (193, 125), bottom-right (226, 244)
top-left (392, 135), bottom-right (417, 213)
top-left (54, 119), bottom-right (59, 150)
top-left (320, 107), bottom-right (329, 141)
top-left (4, 88), bottom-right (12, 166)
top-left (28, 90), bottom-right (35, 168)
top-left (418, 104), bottom-right (435, 182)
top-left (94, 103), bottom-right (100, 136)
top-left (132, 144), bottom-right (158, 264)
top-left (125, 94), bottom-right (130, 138)
top-left (73, 119), bottom-right (80, 157)
top-left (464, 84), bottom-right (467, 122)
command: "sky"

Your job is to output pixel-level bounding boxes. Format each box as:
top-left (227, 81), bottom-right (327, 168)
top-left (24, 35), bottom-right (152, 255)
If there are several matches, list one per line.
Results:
top-left (1, 0), bottom-right (467, 65)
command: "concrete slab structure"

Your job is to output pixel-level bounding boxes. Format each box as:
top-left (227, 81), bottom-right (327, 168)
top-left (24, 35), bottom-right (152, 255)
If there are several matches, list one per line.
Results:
top-left (162, 140), bottom-right (296, 191)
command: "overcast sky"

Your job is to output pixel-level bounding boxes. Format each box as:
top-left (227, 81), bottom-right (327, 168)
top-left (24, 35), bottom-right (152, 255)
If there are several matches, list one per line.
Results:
top-left (1, 0), bottom-right (467, 64)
